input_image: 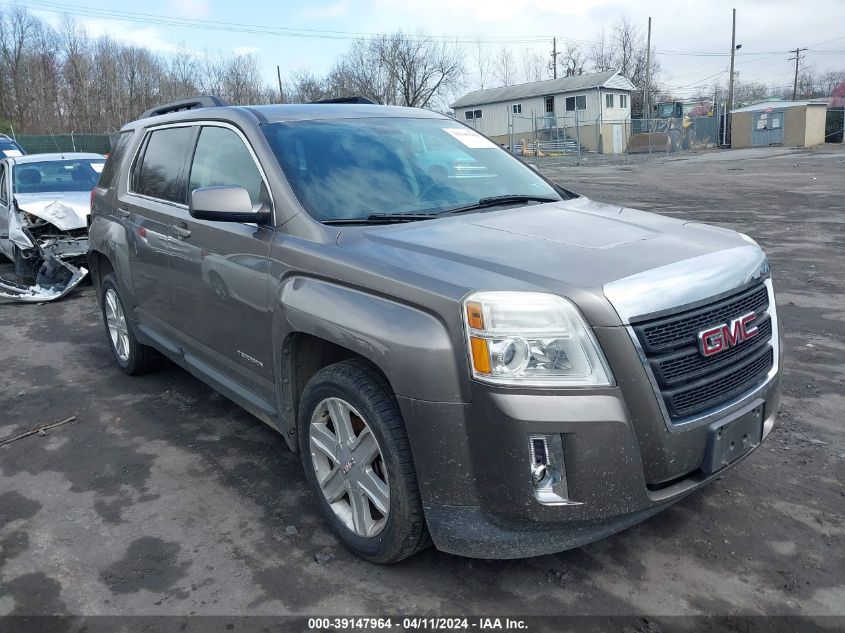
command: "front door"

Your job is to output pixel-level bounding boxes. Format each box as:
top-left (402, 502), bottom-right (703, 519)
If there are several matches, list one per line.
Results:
top-left (613, 124), bottom-right (624, 154)
top-left (167, 124), bottom-right (276, 404)
top-left (752, 111), bottom-right (784, 146)
top-left (0, 161), bottom-right (11, 259)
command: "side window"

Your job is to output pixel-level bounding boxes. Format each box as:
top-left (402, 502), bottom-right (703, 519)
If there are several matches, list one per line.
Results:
top-left (605, 93), bottom-right (614, 108)
top-left (189, 126), bottom-right (266, 205)
top-left (0, 163), bottom-right (7, 204)
top-left (133, 126), bottom-right (194, 204)
top-left (98, 130), bottom-right (133, 189)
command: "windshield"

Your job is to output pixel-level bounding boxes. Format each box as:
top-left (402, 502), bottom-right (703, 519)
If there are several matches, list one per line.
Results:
top-left (262, 117), bottom-right (563, 222)
top-left (13, 159), bottom-right (105, 194)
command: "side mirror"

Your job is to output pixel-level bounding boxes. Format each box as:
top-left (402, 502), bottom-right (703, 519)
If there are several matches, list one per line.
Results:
top-left (189, 186), bottom-right (269, 223)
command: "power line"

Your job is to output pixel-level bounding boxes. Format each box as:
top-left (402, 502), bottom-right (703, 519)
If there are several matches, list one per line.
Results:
top-left (7, 0), bottom-right (836, 58)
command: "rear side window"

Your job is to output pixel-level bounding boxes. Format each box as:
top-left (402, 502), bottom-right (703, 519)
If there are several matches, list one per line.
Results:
top-left (189, 126), bottom-right (266, 205)
top-left (133, 126), bottom-right (194, 204)
top-left (98, 130), bottom-right (133, 189)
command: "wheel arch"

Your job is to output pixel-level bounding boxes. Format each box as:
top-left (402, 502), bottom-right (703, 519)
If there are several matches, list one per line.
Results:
top-left (272, 276), bottom-right (465, 451)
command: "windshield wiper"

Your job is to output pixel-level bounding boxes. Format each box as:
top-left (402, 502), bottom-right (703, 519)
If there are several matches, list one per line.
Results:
top-left (322, 212), bottom-right (439, 226)
top-left (321, 196), bottom-right (558, 225)
top-left (439, 195), bottom-right (559, 216)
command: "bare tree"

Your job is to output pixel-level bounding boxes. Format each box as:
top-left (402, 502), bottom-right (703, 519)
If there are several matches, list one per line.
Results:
top-left (588, 18), bottom-right (660, 113)
top-left (374, 33), bottom-right (464, 108)
top-left (327, 38), bottom-right (393, 103)
top-left (0, 6), bottom-right (38, 127)
top-left (560, 42), bottom-right (586, 77)
top-left (472, 40), bottom-right (491, 90)
top-left (0, 8), bottom-right (468, 133)
top-left (520, 47), bottom-right (545, 83)
top-left (286, 69), bottom-right (331, 103)
top-left (588, 29), bottom-right (614, 72)
top-left (492, 47), bottom-right (517, 87)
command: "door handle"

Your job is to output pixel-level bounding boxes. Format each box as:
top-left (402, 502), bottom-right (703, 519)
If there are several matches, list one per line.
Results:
top-left (172, 223), bottom-right (191, 239)
top-left (116, 208), bottom-right (130, 219)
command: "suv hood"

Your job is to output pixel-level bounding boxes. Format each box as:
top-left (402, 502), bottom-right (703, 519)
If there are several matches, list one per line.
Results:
top-left (15, 192), bottom-right (90, 231)
top-left (336, 196), bottom-right (760, 325)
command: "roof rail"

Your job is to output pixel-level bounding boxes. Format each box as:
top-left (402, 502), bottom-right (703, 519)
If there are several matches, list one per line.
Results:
top-left (140, 95), bottom-right (230, 119)
top-left (311, 96), bottom-right (376, 105)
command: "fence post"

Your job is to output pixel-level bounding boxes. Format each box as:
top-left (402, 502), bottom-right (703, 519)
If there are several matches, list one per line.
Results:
top-left (575, 113), bottom-right (581, 165)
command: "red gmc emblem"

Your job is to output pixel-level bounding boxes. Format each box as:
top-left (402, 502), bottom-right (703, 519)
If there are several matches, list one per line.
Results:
top-left (698, 311), bottom-right (759, 357)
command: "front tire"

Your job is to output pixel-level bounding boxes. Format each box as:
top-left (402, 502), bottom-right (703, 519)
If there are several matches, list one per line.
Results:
top-left (99, 272), bottom-right (160, 375)
top-left (298, 359), bottom-right (430, 563)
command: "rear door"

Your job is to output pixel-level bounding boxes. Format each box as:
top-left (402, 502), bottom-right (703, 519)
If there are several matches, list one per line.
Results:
top-left (167, 123), bottom-right (276, 405)
top-left (121, 124), bottom-right (196, 344)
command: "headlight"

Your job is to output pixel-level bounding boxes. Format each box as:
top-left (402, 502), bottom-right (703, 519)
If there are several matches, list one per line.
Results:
top-left (462, 291), bottom-right (613, 386)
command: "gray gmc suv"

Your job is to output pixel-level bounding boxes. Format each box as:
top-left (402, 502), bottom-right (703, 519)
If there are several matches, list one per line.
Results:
top-left (89, 96), bottom-right (782, 563)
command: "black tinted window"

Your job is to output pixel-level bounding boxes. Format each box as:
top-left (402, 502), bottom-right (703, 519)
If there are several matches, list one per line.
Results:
top-left (98, 130), bottom-right (133, 189)
top-left (189, 126), bottom-right (265, 205)
top-left (134, 126), bottom-right (193, 203)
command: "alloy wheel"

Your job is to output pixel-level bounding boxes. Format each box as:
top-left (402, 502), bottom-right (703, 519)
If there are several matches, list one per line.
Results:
top-left (105, 288), bottom-right (130, 362)
top-left (309, 397), bottom-right (390, 538)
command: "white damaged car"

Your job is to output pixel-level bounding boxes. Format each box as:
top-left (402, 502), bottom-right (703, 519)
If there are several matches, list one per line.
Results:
top-left (0, 152), bottom-right (104, 301)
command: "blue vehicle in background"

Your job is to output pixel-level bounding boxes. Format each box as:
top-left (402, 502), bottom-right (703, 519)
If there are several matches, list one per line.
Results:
top-left (0, 134), bottom-right (26, 157)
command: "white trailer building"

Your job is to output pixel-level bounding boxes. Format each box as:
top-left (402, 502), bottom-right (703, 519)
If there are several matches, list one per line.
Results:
top-left (450, 70), bottom-right (636, 154)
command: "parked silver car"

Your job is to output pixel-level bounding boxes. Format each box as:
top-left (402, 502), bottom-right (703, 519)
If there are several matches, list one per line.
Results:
top-left (0, 152), bottom-right (104, 301)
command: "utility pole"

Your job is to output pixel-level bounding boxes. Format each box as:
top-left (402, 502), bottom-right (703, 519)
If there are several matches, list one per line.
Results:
top-left (726, 8), bottom-right (737, 144)
top-left (276, 65), bottom-right (284, 103)
top-left (789, 48), bottom-right (808, 100)
top-left (644, 17), bottom-right (652, 118)
top-left (551, 37), bottom-right (558, 79)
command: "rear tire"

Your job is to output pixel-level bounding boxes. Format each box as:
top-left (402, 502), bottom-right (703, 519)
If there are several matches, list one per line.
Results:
top-left (298, 359), bottom-right (430, 563)
top-left (99, 272), bottom-right (160, 375)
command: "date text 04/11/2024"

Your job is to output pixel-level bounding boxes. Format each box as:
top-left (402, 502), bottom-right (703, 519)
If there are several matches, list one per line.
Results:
top-left (307, 617), bottom-right (529, 630)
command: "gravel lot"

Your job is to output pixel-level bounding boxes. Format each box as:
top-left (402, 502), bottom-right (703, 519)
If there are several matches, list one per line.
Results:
top-left (0, 145), bottom-right (843, 619)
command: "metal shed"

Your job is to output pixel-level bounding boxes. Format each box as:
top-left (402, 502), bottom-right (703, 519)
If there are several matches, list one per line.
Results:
top-left (730, 100), bottom-right (828, 148)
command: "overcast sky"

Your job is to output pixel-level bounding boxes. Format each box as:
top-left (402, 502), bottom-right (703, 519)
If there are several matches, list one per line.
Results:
top-left (25, 0), bottom-right (845, 98)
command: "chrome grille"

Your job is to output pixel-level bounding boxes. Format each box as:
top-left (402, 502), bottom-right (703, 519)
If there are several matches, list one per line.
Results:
top-left (638, 285), bottom-right (769, 353)
top-left (633, 283), bottom-right (774, 422)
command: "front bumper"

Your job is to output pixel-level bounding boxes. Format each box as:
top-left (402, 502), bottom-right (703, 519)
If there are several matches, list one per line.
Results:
top-left (398, 336), bottom-right (781, 559)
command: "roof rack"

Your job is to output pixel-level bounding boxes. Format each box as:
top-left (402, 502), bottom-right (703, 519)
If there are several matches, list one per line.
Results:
top-left (140, 95), bottom-right (230, 119)
top-left (311, 96), bottom-right (376, 105)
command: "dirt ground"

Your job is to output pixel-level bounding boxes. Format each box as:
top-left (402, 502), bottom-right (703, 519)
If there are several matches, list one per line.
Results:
top-left (0, 145), bottom-right (843, 619)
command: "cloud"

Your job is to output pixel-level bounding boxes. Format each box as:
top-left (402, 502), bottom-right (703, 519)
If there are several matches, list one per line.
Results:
top-left (301, 0), bottom-right (351, 19)
top-left (77, 18), bottom-right (178, 52)
top-left (165, 0), bottom-right (211, 19)
top-left (234, 46), bottom-right (260, 56)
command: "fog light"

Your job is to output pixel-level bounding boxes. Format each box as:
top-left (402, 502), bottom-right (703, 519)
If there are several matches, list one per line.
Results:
top-left (528, 434), bottom-right (580, 506)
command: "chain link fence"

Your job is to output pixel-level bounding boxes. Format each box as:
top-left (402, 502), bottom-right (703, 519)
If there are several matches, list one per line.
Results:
top-left (14, 133), bottom-right (113, 155)
top-left (508, 113), bottom-right (724, 168)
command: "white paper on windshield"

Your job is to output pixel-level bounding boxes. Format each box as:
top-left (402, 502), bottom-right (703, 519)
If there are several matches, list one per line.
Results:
top-left (2, 149), bottom-right (23, 157)
top-left (91, 162), bottom-right (105, 173)
top-left (443, 127), bottom-right (497, 149)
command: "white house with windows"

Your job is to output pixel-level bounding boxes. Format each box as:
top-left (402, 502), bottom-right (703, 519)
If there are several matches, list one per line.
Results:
top-left (450, 70), bottom-right (636, 153)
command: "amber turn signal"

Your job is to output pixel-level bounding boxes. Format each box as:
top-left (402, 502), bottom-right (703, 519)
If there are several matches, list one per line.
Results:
top-left (469, 336), bottom-right (491, 374)
top-left (466, 301), bottom-right (484, 330)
